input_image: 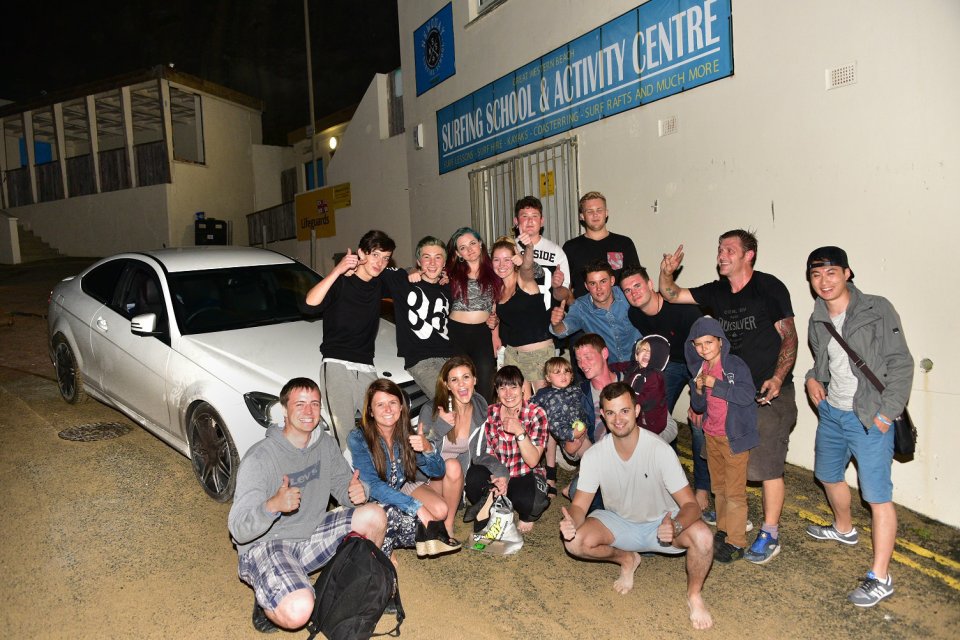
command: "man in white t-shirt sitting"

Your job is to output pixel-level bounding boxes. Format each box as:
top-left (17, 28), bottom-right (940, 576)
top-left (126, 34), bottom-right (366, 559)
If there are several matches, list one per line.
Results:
top-left (559, 382), bottom-right (714, 630)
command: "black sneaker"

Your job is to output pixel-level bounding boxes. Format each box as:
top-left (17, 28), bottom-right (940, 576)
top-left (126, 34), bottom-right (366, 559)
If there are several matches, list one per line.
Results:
top-left (252, 600), bottom-right (279, 633)
top-left (713, 541), bottom-right (744, 563)
top-left (713, 529), bottom-right (727, 549)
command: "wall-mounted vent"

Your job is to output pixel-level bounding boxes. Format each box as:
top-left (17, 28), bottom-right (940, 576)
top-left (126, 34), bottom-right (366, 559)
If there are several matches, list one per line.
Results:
top-left (826, 62), bottom-right (857, 90)
top-left (658, 115), bottom-right (678, 137)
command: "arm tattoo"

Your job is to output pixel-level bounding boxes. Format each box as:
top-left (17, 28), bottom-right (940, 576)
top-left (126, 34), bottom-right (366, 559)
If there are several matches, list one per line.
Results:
top-left (774, 317), bottom-right (798, 380)
top-left (662, 284), bottom-right (679, 302)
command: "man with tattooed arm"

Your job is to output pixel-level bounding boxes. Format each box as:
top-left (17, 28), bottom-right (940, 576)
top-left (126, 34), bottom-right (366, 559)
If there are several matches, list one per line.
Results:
top-left (658, 229), bottom-right (798, 565)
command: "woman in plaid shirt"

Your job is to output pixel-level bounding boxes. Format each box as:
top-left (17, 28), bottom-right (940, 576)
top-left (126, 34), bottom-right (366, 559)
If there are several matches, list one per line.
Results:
top-left (464, 366), bottom-right (551, 533)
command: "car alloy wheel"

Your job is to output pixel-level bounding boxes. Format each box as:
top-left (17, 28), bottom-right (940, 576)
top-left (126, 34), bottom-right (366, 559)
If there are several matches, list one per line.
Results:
top-left (52, 336), bottom-right (87, 404)
top-left (188, 402), bottom-right (239, 502)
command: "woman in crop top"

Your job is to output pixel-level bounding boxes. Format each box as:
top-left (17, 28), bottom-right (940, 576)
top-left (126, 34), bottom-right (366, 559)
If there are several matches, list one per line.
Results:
top-left (446, 228), bottom-right (501, 400)
top-left (490, 235), bottom-right (553, 394)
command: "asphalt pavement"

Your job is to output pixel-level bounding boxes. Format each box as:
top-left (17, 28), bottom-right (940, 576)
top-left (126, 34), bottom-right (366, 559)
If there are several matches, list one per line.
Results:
top-left (1, 258), bottom-right (958, 639)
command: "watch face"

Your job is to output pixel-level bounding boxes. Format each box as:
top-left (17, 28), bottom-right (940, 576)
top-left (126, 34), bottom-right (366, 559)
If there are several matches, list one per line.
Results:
top-left (424, 29), bottom-right (442, 69)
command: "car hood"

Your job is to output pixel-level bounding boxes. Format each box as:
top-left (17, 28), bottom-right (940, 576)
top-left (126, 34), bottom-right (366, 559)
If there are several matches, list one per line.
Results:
top-left (176, 319), bottom-right (408, 395)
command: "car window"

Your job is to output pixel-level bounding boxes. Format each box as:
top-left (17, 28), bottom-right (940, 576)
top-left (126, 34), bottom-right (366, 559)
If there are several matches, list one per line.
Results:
top-left (169, 262), bottom-right (322, 335)
top-left (113, 264), bottom-right (170, 336)
top-left (81, 259), bottom-right (129, 304)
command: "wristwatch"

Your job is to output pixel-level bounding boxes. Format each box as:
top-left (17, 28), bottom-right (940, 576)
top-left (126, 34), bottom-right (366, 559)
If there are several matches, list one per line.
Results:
top-left (515, 431), bottom-right (527, 442)
top-left (672, 518), bottom-right (684, 538)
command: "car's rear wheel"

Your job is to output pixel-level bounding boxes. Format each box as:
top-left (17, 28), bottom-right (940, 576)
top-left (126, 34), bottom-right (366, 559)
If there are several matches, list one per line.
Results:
top-left (52, 336), bottom-right (87, 404)
top-left (188, 402), bottom-right (239, 502)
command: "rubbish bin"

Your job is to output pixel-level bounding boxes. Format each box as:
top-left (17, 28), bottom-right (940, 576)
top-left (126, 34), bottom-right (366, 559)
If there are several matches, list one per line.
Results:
top-left (195, 219), bottom-right (227, 245)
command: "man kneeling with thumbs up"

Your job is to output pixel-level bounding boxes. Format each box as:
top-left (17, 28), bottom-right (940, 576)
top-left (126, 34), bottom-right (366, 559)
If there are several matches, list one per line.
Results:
top-left (559, 382), bottom-right (715, 631)
top-left (229, 377), bottom-right (386, 633)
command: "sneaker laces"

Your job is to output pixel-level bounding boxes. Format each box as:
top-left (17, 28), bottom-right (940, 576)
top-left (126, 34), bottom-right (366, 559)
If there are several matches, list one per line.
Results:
top-left (857, 572), bottom-right (888, 594)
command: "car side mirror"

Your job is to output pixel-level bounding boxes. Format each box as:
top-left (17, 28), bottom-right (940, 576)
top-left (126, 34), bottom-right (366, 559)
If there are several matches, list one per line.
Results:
top-left (131, 312), bottom-right (159, 335)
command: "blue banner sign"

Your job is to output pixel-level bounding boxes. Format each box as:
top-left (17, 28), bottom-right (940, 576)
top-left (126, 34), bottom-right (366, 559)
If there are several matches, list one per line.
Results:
top-left (415, 3), bottom-right (456, 96)
top-left (436, 0), bottom-right (732, 174)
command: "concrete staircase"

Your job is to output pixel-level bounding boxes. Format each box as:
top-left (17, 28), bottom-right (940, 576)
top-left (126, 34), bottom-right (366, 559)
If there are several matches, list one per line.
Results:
top-left (17, 225), bottom-right (61, 262)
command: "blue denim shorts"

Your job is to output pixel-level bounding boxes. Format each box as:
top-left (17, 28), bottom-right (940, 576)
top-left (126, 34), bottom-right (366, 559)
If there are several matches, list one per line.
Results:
top-left (589, 508), bottom-right (685, 554)
top-left (814, 401), bottom-right (893, 503)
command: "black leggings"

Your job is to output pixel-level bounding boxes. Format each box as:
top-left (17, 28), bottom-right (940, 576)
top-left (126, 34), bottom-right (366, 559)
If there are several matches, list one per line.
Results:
top-left (465, 464), bottom-right (541, 523)
top-left (448, 319), bottom-right (495, 401)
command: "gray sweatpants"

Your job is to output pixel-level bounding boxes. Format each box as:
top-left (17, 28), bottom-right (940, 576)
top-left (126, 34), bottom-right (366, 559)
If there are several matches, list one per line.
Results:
top-left (318, 360), bottom-right (376, 451)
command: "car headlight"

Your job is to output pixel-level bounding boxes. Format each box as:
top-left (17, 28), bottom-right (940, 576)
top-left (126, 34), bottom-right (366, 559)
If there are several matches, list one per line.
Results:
top-left (244, 392), bottom-right (284, 428)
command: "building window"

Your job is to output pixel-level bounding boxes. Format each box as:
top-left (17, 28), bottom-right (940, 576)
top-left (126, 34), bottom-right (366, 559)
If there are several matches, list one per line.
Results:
top-left (2, 115), bottom-right (32, 206)
top-left (94, 90), bottom-right (131, 192)
top-left (477, 0), bottom-right (508, 19)
top-left (62, 98), bottom-right (96, 197)
top-left (304, 159), bottom-right (324, 191)
top-left (388, 68), bottom-right (404, 137)
top-left (170, 87), bottom-right (205, 164)
top-left (32, 106), bottom-right (64, 202)
top-left (129, 81), bottom-right (170, 186)
top-left (468, 137), bottom-right (579, 247)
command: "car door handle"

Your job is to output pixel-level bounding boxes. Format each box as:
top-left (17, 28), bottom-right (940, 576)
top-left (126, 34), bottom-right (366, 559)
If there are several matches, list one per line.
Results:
top-left (96, 316), bottom-right (108, 332)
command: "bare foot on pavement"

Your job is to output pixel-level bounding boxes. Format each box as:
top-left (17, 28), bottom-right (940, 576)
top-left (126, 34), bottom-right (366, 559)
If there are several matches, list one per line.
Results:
top-left (688, 593), bottom-right (713, 630)
top-left (613, 552), bottom-right (642, 594)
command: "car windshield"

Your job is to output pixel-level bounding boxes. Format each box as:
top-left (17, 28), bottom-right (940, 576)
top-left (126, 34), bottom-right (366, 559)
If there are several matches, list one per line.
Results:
top-left (168, 262), bottom-right (322, 335)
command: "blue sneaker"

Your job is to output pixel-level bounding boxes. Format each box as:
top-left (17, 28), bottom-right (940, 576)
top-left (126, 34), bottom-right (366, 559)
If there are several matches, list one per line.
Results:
top-left (744, 530), bottom-right (780, 565)
top-left (702, 510), bottom-right (717, 526)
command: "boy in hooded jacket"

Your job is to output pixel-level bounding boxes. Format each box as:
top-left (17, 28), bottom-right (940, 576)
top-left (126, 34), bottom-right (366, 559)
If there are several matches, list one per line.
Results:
top-left (685, 317), bottom-right (759, 563)
top-left (625, 335), bottom-right (678, 443)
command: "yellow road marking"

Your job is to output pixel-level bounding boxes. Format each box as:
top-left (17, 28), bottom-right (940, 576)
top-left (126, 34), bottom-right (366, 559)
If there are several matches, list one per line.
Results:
top-left (679, 454), bottom-right (959, 590)
top-left (798, 511), bottom-right (959, 591)
top-left (891, 550), bottom-right (960, 591)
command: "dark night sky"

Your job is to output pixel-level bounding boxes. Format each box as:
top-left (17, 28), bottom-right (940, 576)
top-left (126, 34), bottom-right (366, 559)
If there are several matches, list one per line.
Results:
top-left (0, 1), bottom-right (401, 145)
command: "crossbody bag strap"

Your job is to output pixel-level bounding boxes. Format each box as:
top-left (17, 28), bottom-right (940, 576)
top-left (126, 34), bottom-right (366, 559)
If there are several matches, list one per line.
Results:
top-left (819, 320), bottom-right (885, 392)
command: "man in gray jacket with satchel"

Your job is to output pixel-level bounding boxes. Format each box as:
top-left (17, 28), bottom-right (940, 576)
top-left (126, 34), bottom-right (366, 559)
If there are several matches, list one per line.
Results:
top-left (803, 246), bottom-right (913, 608)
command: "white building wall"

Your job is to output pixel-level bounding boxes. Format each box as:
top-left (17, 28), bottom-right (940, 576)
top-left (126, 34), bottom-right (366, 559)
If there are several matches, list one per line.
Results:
top-left (12, 185), bottom-right (169, 256)
top-left (389, 0), bottom-right (960, 525)
top-left (250, 144), bottom-right (296, 212)
top-left (166, 95), bottom-right (262, 247)
top-left (306, 74), bottom-right (413, 273)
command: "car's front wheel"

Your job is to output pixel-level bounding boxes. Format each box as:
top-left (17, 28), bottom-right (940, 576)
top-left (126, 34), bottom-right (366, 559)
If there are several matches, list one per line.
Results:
top-left (52, 335), bottom-right (87, 404)
top-left (188, 402), bottom-right (239, 502)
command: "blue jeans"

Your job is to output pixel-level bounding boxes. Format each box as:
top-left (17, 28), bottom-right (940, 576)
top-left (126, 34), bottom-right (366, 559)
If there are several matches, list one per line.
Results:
top-left (664, 362), bottom-right (711, 492)
top-left (814, 401), bottom-right (893, 503)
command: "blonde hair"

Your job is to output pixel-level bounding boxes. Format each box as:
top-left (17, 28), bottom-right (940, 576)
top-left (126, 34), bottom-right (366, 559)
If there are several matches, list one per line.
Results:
top-left (543, 356), bottom-right (573, 378)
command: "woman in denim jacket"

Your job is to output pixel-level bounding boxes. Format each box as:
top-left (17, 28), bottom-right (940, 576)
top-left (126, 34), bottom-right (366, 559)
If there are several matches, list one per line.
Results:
top-left (348, 379), bottom-right (461, 558)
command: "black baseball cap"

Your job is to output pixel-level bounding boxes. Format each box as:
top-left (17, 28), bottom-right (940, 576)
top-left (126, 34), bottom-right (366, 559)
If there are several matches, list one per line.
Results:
top-left (806, 246), bottom-right (854, 280)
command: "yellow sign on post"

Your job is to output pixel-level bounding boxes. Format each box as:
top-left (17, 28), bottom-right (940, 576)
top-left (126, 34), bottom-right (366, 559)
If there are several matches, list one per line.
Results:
top-left (332, 182), bottom-right (352, 209)
top-left (296, 187), bottom-right (336, 240)
top-left (539, 170), bottom-right (555, 198)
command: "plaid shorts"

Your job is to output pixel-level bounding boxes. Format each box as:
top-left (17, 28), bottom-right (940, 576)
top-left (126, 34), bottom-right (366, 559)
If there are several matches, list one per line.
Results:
top-left (237, 508), bottom-right (354, 610)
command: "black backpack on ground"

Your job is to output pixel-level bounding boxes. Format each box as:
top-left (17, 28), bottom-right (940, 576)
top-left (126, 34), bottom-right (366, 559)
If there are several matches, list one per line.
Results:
top-left (306, 532), bottom-right (404, 640)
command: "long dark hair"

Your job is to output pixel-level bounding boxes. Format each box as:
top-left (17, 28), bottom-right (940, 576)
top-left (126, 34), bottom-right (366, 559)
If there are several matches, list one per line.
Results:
top-left (446, 227), bottom-right (502, 304)
top-left (360, 379), bottom-right (417, 480)
top-left (432, 355), bottom-right (477, 443)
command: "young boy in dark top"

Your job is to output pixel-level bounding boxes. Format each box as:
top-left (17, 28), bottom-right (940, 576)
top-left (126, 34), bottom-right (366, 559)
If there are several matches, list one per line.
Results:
top-left (305, 229), bottom-right (395, 451)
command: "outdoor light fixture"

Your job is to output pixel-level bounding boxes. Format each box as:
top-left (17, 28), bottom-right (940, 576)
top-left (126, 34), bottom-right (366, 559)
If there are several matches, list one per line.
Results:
top-left (328, 136), bottom-right (338, 150)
